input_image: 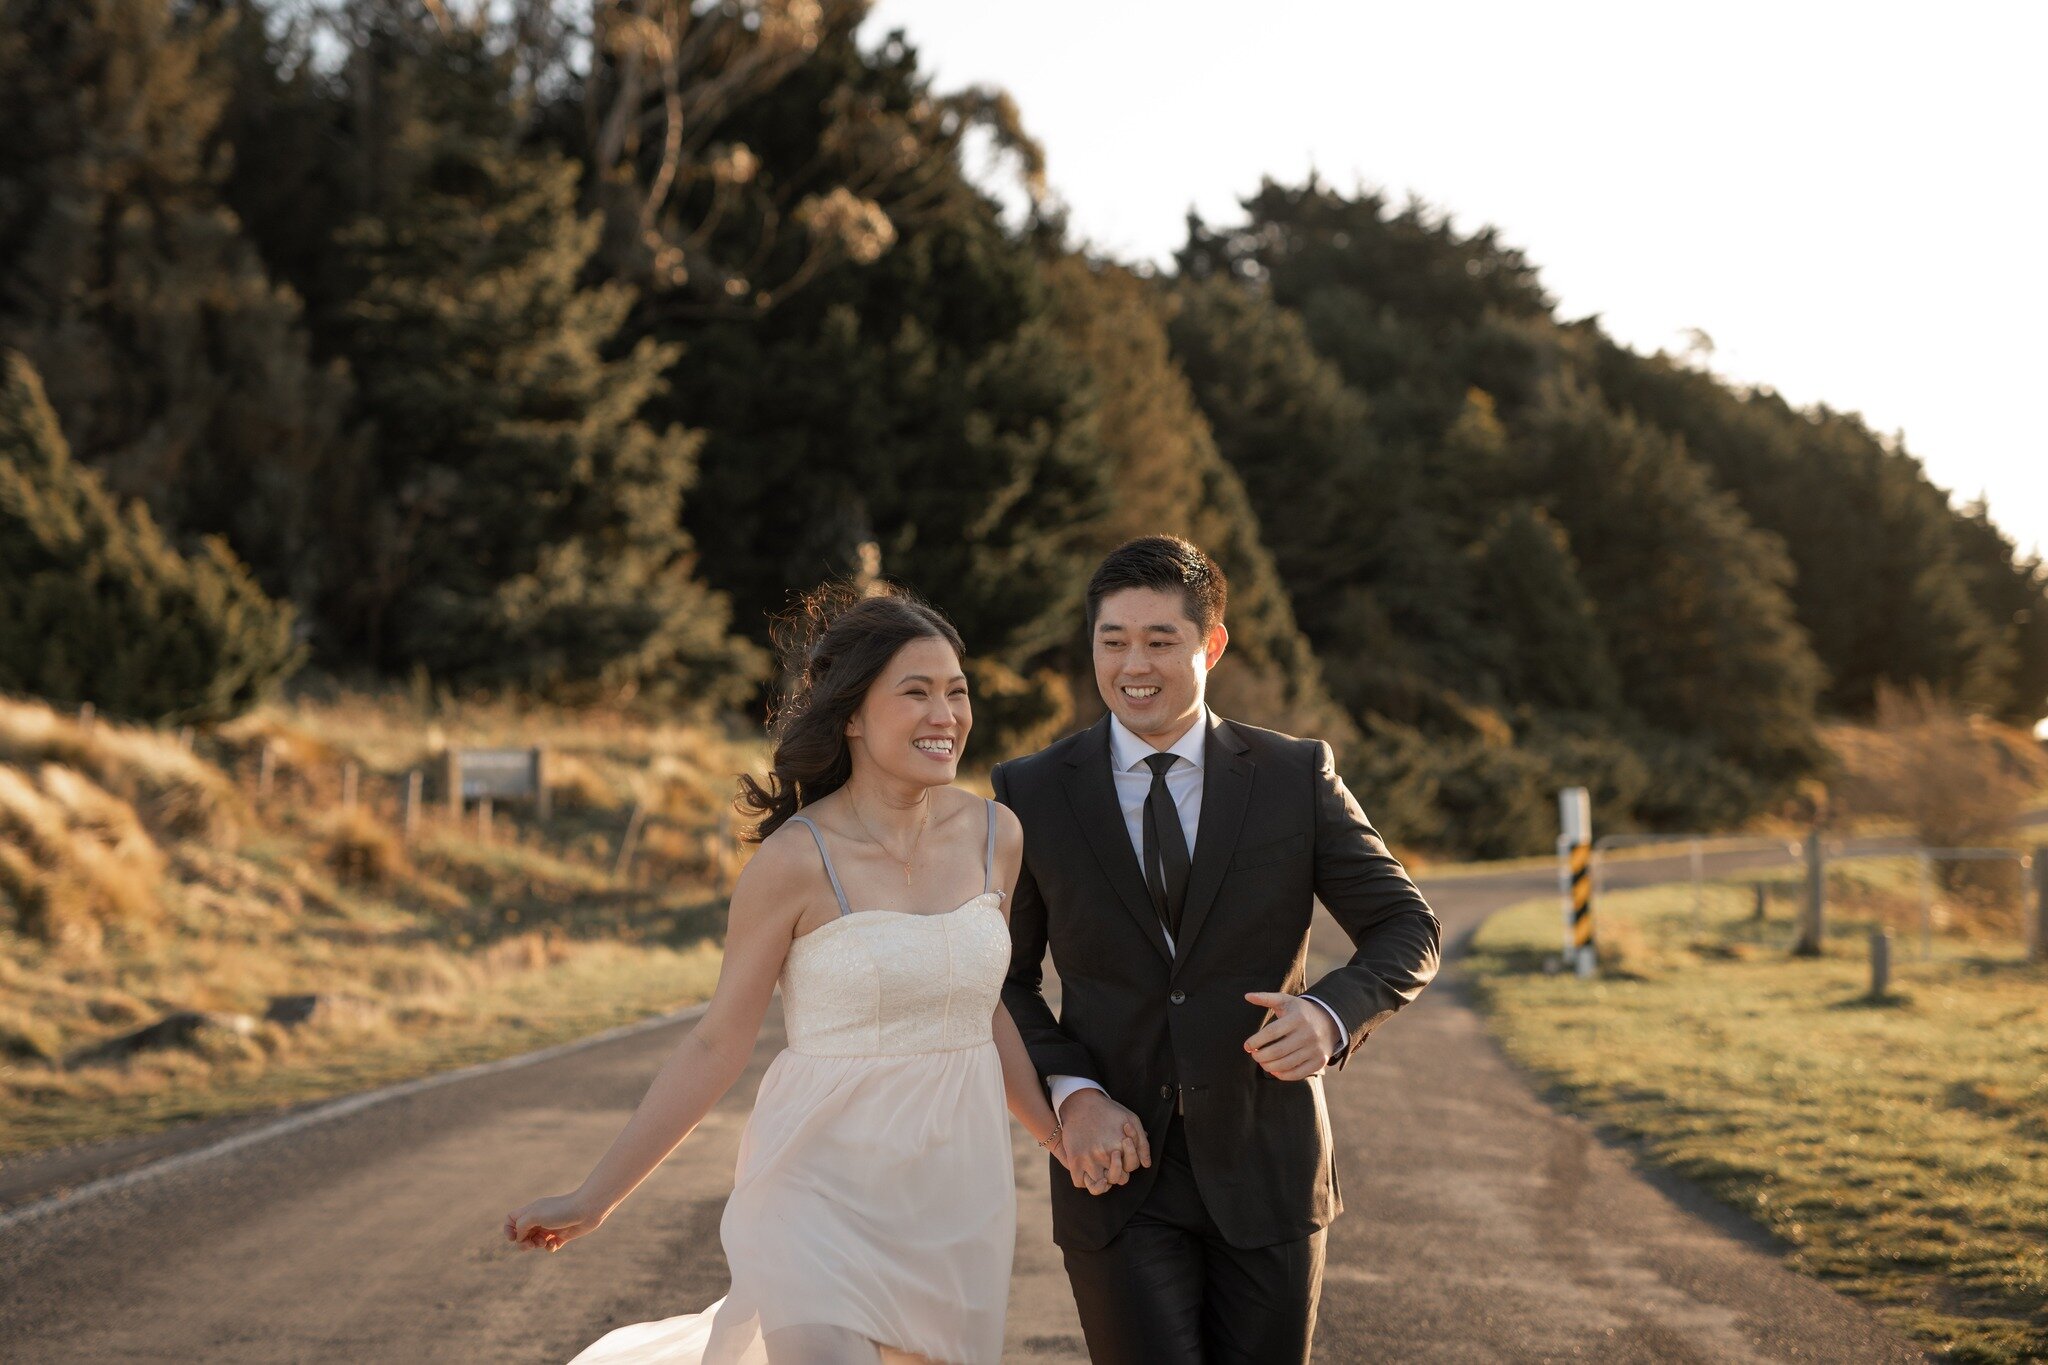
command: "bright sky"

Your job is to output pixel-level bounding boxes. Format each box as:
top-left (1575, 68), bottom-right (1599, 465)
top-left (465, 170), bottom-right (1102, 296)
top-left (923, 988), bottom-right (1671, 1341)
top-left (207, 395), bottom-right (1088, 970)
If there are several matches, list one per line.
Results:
top-left (866, 0), bottom-right (2048, 571)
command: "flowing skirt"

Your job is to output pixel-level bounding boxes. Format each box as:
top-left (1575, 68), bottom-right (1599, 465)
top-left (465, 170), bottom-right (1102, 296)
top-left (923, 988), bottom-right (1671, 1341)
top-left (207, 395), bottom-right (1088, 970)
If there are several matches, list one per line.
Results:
top-left (567, 1040), bottom-right (1014, 1364)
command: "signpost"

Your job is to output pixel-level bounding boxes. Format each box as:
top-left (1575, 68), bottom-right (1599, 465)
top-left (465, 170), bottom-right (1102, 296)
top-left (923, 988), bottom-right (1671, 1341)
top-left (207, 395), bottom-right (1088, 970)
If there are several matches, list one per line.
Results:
top-left (1558, 787), bottom-right (1595, 978)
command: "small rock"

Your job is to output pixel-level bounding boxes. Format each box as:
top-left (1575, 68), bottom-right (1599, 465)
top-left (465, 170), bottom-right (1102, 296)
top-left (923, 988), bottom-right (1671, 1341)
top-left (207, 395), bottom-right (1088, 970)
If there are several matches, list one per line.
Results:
top-left (65, 1010), bottom-right (259, 1068)
top-left (264, 993), bottom-right (382, 1029)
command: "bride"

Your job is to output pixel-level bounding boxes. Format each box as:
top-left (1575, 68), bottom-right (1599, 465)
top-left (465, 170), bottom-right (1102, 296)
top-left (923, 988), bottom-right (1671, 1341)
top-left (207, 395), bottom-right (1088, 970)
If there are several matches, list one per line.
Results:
top-left (504, 585), bottom-right (1070, 1363)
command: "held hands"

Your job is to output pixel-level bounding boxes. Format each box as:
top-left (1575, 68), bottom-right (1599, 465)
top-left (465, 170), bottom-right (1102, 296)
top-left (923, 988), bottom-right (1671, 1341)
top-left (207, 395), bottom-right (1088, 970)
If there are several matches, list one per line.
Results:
top-left (1057, 1089), bottom-right (1151, 1197)
top-left (1244, 992), bottom-right (1342, 1082)
top-left (504, 1191), bottom-right (606, 1254)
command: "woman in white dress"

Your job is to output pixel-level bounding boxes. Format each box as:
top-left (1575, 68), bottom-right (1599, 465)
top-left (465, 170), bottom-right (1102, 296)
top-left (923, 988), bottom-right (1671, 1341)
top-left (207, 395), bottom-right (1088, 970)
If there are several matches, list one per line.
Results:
top-left (504, 585), bottom-right (1070, 1365)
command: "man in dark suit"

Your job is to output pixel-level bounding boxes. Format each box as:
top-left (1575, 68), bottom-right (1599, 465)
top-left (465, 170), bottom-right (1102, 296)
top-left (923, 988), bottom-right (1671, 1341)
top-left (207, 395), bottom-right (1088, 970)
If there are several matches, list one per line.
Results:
top-left (993, 536), bottom-right (1441, 1364)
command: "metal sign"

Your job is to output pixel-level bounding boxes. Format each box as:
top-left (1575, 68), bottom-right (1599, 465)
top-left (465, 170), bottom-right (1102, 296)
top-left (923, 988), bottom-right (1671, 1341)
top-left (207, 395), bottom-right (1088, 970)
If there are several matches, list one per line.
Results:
top-left (458, 748), bottom-right (541, 799)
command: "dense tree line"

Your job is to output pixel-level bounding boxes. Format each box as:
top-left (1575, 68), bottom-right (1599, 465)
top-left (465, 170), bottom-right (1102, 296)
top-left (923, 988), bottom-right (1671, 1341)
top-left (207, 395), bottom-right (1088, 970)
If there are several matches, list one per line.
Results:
top-left (2, 0), bottom-right (2040, 854)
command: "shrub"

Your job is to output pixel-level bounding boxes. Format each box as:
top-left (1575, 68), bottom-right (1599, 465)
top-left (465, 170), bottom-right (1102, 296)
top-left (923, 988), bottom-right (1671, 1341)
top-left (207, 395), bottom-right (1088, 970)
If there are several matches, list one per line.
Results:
top-left (0, 350), bottom-right (304, 726)
top-left (1829, 682), bottom-right (2048, 848)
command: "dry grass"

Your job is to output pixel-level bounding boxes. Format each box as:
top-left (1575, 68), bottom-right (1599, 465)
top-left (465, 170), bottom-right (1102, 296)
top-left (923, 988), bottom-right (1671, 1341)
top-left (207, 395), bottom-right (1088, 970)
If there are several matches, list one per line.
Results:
top-left (0, 695), bottom-right (245, 843)
top-left (1825, 685), bottom-right (2048, 849)
top-left (0, 760), bottom-right (166, 950)
top-left (1467, 867), bottom-right (2048, 1363)
top-left (0, 687), bottom-right (759, 1160)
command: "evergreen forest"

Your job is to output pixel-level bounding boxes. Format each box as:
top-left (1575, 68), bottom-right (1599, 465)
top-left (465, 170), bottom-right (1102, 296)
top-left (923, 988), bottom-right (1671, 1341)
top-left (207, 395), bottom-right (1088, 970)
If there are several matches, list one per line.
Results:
top-left (4, 0), bottom-right (2043, 856)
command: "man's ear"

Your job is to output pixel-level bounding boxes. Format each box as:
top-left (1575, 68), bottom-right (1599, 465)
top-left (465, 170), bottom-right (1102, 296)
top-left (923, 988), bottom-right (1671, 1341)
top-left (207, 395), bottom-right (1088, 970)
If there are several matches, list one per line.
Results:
top-left (1204, 621), bottom-right (1230, 670)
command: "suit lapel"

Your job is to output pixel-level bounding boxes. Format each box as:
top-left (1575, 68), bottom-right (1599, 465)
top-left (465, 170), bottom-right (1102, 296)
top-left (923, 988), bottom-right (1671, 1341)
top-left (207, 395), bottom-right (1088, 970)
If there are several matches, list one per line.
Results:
top-left (1061, 716), bottom-right (1173, 965)
top-left (1171, 715), bottom-right (1254, 978)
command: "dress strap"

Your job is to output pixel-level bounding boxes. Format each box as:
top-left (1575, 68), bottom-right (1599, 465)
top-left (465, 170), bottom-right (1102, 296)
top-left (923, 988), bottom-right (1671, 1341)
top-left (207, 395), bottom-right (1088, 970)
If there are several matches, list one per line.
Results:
top-left (982, 797), bottom-right (998, 895)
top-left (786, 814), bottom-right (853, 918)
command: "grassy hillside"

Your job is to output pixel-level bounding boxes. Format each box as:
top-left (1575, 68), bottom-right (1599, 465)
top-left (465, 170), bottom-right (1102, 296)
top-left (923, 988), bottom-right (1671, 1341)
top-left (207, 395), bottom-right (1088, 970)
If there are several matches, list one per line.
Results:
top-left (0, 688), bottom-right (758, 1158)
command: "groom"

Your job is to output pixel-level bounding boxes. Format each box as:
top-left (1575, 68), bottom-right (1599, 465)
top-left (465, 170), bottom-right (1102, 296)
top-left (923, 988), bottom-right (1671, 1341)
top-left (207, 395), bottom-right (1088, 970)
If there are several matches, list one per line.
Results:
top-left (993, 536), bottom-right (1441, 1364)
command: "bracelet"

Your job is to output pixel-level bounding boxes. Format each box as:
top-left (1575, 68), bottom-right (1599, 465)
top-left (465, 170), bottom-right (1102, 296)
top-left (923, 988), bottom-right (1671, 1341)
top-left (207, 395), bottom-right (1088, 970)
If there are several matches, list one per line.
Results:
top-left (1035, 1123), bottom-right (1062, 1151)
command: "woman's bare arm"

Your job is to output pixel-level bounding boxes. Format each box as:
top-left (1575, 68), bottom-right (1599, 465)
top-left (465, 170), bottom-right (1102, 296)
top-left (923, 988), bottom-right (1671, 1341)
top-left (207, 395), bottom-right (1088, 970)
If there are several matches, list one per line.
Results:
top-left (987, 801), bottom-right (1064, 1157)
top-left (505, 831), bottom-right (813, 1249)
top-left (995, 1001), bottom-right (1061, 1150)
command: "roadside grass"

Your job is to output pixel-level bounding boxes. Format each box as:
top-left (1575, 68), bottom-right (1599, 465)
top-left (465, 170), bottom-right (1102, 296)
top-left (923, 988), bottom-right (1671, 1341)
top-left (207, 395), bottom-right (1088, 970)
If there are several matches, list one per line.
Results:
top-left (1464, 860), bottom-right (2048, 1363)
top-left (0, 932), bottom-right (722, 1157)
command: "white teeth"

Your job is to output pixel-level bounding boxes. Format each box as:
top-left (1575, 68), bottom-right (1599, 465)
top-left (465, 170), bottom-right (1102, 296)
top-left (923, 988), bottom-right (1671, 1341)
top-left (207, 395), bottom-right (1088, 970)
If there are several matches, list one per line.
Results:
top-left (1123, 686), bottom-right (1160, 698)
top-left (913, 740), bottom-right (954, 753)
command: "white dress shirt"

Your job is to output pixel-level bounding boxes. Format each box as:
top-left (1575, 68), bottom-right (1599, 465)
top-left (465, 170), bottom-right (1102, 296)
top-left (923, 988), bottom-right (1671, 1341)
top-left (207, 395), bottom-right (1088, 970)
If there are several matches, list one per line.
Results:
top-left (1048, 709), bottom-right (1347, 1116)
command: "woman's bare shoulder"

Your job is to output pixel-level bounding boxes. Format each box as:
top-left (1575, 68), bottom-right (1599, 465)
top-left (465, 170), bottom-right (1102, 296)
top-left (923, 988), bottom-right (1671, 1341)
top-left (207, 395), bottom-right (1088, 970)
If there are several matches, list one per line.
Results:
top-left (727, 821), bottom-right (827, 928)
top-left (988, 795), bottom-right (1024, 849)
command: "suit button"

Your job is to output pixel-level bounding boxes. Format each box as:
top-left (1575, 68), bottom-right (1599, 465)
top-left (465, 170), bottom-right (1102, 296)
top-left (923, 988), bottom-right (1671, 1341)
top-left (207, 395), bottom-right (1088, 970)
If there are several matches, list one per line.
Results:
top-left (1169, 989), bottom-right (1186, 1005)
top-left (1160, 1085), bottom-right (1172, 1099)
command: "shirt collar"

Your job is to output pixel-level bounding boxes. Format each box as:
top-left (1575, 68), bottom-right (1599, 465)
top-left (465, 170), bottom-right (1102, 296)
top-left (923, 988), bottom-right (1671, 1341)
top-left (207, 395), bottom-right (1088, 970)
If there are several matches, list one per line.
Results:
top-left (1108, 706), bottom-right (1210, 774)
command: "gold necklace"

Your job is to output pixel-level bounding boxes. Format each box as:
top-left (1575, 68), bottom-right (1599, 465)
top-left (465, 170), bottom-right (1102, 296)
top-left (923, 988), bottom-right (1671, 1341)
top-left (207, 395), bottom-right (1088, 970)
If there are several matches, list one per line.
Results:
top-left (850, 793), bottom-right (930, 887)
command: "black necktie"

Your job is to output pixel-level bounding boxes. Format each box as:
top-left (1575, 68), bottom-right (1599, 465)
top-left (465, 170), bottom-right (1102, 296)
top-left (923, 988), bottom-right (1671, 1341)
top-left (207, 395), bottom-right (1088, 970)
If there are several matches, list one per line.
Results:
top-left (1141, 752), bottom-right (1192, 944)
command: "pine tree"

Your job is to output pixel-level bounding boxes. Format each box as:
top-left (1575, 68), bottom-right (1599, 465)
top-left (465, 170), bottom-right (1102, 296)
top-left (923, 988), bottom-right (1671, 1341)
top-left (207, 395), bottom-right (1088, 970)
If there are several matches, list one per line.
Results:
top-left (0, 0), bottom-right (356, 615)
top-left (1044, 256), bottom-right (1354, 745)
top-left (0, 350), bottom-right (302, 723)
top-left (1470, 504), bottom-right (1622, 715)
top-left (1521, 376), bottom-right (1824, 782)
top-left (1164, 275), bottom-right (1505, 733)
top-left (654, 24), bottom-right (1108, 746)
top-left (322, 29), bottom-right (763, 706)
top-left (1588, 343), bottom-right (2011, 715)
top-left (1949, 500), bottom-right (2048, 727)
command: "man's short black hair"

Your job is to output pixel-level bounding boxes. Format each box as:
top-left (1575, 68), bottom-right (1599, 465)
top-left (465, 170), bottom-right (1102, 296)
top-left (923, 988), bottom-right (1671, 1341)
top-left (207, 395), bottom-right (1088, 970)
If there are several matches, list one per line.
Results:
top-left (1085, 536), bottom-right (1228, 637)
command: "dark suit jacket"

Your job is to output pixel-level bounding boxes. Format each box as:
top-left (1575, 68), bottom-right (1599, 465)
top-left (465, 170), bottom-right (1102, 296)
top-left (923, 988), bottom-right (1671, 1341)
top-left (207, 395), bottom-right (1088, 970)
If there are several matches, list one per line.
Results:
top-left (993, 710), bottom-right (1440, 1251)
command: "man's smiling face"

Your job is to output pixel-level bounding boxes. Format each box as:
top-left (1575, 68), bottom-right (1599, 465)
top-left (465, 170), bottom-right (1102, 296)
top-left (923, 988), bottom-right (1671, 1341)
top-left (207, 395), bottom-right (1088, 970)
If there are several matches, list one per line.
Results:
top-left (1091, 586), bottom-right (1227, 746)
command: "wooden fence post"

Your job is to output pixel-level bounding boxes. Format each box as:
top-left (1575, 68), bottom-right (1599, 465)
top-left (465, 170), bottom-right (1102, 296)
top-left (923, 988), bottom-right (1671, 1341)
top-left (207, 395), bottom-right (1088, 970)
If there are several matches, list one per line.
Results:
top-left (1794, 829), bottom-right (1825, 957)
top-left (1868, 927), bottom-right (1891, 998)
top-left (614, 801), bottom-right (647, 881)
top-left (2031, 847), bottom-right (2047, 963)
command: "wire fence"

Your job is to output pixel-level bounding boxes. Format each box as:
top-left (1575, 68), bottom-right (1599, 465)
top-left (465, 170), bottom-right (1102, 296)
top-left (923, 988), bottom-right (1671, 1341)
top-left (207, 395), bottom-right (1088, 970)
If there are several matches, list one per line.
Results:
top-left (1585, 831), bottom-right (2046, 964)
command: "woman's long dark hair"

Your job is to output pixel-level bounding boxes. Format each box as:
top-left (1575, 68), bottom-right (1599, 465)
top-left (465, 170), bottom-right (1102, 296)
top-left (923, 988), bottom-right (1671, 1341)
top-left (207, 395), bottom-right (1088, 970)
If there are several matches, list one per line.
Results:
top-left (738, 582), bottom-right (968, 843)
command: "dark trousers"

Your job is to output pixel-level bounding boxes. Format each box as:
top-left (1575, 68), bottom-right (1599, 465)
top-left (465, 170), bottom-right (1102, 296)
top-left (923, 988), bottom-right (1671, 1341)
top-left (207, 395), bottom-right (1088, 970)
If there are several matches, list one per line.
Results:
top-left (1061, 1115), bottom-right (1325, 1365)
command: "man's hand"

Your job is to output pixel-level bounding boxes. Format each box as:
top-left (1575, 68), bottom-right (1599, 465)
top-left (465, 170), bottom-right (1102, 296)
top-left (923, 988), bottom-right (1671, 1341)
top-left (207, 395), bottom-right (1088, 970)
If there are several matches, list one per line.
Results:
top-left (1058, 1088), bottom-right (1151, 1196)
top-left (1244, 992), bottom-right (1342, 1081)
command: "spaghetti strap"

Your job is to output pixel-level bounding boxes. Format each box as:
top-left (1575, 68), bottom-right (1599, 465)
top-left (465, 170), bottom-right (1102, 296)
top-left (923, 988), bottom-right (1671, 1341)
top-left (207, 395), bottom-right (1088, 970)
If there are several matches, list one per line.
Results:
top-left (982, 797), bottom-right (998, 895)
top-left (787, 814), bottom-right (853, 918)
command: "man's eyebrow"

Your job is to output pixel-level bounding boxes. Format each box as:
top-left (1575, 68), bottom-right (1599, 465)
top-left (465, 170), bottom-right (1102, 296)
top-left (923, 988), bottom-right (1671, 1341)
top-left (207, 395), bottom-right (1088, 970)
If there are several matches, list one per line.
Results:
top-left (1095, 622), bottom-right (1184, 633)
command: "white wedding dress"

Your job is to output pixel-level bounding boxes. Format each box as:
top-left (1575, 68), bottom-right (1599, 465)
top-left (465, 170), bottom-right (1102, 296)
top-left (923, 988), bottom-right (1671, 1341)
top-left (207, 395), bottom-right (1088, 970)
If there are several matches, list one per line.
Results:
top-left (568, 800), bottom-right (1016, 1365)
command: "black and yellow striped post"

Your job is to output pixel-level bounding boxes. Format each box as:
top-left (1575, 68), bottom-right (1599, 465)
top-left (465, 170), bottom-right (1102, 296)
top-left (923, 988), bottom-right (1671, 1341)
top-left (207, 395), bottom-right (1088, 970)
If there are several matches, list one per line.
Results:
top-left (1557, 787), bottom-right (1595, 977)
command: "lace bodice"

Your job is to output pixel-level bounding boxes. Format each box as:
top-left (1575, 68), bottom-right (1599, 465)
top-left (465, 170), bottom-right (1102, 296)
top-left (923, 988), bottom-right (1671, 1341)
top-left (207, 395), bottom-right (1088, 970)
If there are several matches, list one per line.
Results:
top-left (780, 895), bottom-right (1011, 1056)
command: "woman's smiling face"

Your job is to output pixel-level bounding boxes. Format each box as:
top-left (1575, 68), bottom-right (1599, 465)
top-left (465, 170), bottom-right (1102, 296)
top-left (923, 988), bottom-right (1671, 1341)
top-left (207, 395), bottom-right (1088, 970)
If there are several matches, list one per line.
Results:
top-left (845, 635), bottom-right (972, 786)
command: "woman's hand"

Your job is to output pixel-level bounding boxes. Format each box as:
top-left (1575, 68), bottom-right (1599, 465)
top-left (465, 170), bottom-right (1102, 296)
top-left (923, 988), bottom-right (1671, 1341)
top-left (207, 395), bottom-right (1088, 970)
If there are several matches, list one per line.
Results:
top-left (504, 1192), bottom-right (606, 1253)
top-left (1036, 1127), bottom-right (1075, 1174)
